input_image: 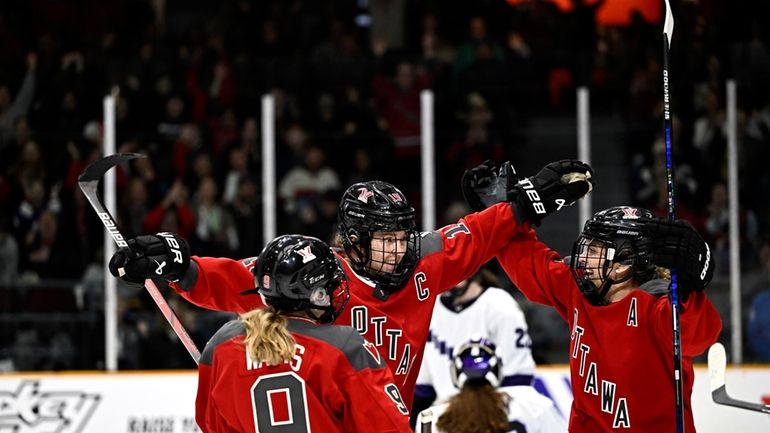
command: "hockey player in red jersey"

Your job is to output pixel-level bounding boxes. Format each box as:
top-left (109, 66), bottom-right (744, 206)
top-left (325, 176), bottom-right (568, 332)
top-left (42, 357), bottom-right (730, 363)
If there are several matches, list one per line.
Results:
top-left (196, 234), bottom-right (412, 433)
top-left (462, 162), bottom-right (722, 433)
top-left (109, 166), bottom-right (594, 407)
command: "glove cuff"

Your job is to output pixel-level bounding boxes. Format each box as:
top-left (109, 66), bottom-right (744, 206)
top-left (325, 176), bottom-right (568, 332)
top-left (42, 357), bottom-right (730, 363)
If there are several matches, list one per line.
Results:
top-left (510, 188), bottom-right (542, 227)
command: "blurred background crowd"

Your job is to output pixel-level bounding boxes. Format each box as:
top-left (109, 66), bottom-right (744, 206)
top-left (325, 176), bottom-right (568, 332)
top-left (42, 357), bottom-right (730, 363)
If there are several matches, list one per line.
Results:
top-left (1, 0), bottom-right (770, 371)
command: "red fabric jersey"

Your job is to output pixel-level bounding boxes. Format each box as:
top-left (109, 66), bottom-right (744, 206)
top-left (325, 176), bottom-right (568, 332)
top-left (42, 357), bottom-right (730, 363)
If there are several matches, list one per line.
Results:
top-left (172, 202), bottom-right (517, 407)
top-left (497, 225), bottom-right (722, 433)
top-left (197, 318), bottom-right (412, 433)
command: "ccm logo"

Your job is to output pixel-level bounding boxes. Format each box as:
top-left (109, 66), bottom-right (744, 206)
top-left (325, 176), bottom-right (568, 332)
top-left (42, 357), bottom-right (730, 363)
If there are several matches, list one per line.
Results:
top-left (157, 232), bottom-right (184, 264)
top-left (518, 178), bottom-right (546, 215)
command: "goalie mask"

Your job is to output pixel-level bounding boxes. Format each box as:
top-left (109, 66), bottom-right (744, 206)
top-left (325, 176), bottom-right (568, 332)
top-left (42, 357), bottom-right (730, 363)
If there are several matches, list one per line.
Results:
top-left (255, 235), bottom-right (350, 324)
top-left (450, 336), bottom-right (502, 389)
top-left (570, 206), bottom-right (656, 306)
top-left (338, 180), bottom-right (420, 293)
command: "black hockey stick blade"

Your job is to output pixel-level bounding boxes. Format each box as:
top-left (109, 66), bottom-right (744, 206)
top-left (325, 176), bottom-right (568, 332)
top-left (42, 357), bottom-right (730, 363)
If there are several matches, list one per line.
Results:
top-left (78, 153), bottom-right (144, 248)
top-left (78, 152), bottom-right (145, 183)
top-left (708, 343), bottom-right (770, 414)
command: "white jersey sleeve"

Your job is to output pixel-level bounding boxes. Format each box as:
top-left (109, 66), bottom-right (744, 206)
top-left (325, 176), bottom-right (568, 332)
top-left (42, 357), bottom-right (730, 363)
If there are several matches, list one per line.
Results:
top-left (501, 386), bottom-right (567, 433)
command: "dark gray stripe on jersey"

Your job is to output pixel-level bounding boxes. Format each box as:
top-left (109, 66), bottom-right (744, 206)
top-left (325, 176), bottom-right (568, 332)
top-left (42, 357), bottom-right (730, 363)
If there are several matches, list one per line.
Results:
top-left (175, 260), bottom-right (199, 292)
top-left (419, 231), bottom-right (443, 256)
top-left (287, 319), bottom-right (384, 371)
top-left (201, 320), bottom-right (246, 365)
top-left (639, 278), bottom-right (671, 297)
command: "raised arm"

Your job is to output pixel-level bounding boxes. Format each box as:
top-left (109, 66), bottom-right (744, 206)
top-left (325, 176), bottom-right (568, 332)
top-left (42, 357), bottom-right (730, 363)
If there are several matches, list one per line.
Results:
top-left (109, 232), bottom-right (262, 313)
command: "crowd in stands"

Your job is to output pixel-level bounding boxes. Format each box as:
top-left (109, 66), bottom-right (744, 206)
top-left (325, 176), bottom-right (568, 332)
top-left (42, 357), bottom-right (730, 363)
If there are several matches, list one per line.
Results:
top-left (1, 0), bottom-right (769, 370)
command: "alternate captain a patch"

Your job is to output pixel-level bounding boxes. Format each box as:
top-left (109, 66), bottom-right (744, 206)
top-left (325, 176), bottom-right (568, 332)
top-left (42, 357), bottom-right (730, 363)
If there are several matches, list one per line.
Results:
top-left (627, 297), bottom-right (638, 327)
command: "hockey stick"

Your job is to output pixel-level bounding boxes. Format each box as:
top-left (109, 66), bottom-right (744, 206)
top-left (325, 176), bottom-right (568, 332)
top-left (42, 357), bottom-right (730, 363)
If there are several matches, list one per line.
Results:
top-left (708, 343), bottom-right (770, 414)
top-left (662, 1), bottom-right (685, 432)
top-left (78, 153), bottom-right (201, 364)
top-left (419, 409), bottom-right (433, 433)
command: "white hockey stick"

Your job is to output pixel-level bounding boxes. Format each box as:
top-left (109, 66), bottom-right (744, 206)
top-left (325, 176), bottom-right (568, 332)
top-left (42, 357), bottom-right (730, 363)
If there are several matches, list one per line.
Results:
top-left (708, 343), bottom-right (770, 414)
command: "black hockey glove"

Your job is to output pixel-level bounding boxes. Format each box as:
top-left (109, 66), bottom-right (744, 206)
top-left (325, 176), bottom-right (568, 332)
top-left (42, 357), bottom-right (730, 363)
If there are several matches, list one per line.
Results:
top-left (108, 232), bottom-right (190, 284)
top-left (509, 160), bottom-right (594, 226)
top-left (648, 218), bottom-right (714, 300)
top-left (461, 160), bottom-right (518, 211)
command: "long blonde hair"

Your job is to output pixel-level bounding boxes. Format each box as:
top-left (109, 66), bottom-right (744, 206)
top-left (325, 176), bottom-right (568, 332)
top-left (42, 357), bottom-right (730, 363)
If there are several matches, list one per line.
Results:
top-left (436, 383), bottom-right (510, 433)
top-left (240, 307), bottom-right (296, 366)
top-left (656, 267), bottom-right (671, 280)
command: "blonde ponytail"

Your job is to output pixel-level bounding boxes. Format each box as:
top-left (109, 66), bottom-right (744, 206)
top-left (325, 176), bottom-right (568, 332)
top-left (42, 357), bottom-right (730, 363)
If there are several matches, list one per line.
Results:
top-left (240, 307), bottom-right (296, 366)
top-left (656, 267), bottom-right (672, 280)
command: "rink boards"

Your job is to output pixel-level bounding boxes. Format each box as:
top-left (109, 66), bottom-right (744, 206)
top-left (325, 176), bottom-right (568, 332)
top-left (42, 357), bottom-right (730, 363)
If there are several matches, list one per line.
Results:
top-left (0, 367), bottom-right (768, 432)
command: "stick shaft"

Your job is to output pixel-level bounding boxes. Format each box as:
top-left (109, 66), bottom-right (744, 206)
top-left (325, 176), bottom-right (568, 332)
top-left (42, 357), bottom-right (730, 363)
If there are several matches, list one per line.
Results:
top-left (80, 171), bottom-right (201, 365)
top-left (663, 1), bottom-right (685, 431)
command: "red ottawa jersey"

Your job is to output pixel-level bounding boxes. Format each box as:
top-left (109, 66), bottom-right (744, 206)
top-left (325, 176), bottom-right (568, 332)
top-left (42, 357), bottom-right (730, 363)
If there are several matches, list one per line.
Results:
top-left (497, 224), bottom-right (722, 433)
top-left (171, 202), bottom-right (518, 407)
top-left (196, 317), bottom-right (412, 433)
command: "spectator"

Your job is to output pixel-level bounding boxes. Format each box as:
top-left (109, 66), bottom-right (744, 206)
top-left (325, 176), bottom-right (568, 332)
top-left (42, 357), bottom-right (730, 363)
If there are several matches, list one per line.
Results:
top-left (192, 176), bottom-right (238, 257)
top-left (445, 93), bottom-right (504, 182)
top-left (13, 178), bottom-right (58, 242)
top-left (373, 61), bottom-right (432, 160)
top-left (143, 180), bottom-right (195, 238)
top-left (0, 215), bottom-right (18, 285)
top-left (278, 145), bottom-right (341, 231)
top-left (0, 53), bottom-right (36, 149)
top-left (704, 182), bottom-right (758, 274)
top-left (453, 17), bottom-right (504, 81)
top-left (23, 209), bottom-right (80, 279)
top-left (226, 175), bottom-right (260, 258)
top-left (221, 146), bottom-right (249, 204)
top-left (120, 177), bottom-right (150, 239)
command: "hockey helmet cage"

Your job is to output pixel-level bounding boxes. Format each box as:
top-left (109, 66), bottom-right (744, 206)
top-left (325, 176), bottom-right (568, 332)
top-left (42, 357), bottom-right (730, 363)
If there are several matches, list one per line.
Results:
top-left (570, 206), bottom-right (657, 305)
top-left (337, 180), bottom-right (420, 292)
top-left (450, 336), bottom-right (503, 389)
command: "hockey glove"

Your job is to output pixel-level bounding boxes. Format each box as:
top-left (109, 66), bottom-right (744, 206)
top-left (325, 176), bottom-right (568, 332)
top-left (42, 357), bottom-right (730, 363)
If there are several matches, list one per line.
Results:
top-left (108, 232), bottom-right (190, 284)
top-left (648, 218), bottom-right (714, 299)
top-left (509, 160), bottom-right (594, 226)
top-left (461, 160), bottom-right (517, 211)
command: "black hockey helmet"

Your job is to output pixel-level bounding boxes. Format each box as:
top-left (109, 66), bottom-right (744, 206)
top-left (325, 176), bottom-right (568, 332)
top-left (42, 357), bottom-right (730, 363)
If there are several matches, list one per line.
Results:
top-left (255, 234), bottom-right (349, 324)
top-left (337, 180), bottom-right (420, 293)
top-left (570, 206), bottom-right (657, 305)
top-left (450, 336), bottom-right (502, 389)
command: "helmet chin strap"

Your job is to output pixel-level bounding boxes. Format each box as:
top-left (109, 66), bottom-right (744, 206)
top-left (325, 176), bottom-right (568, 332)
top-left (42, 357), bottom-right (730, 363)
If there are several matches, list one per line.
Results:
top-left (598, 267), bottom-right (633, 303)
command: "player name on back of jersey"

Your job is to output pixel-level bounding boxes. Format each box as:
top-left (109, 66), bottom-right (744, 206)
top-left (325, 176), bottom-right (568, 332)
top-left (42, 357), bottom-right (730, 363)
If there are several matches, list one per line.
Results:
top-left (246, 344), bottom-right (306, 372)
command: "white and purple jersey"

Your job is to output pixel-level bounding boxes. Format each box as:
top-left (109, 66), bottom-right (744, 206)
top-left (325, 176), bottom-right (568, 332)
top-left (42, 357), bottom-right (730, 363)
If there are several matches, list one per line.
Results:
top-left (415, 287), bottom-right (537, 404)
